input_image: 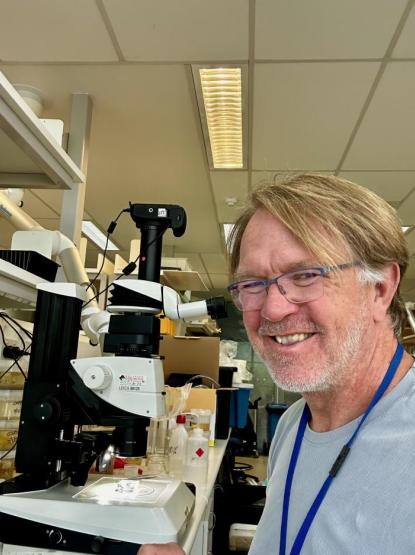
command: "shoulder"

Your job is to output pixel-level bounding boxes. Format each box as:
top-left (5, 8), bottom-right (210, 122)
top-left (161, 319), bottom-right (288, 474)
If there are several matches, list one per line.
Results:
top-left (267, 398), bottom-right (305, 472)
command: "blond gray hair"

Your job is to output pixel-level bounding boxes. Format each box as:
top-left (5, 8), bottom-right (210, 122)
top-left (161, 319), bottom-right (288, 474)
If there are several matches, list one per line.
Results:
top-left (228, 173), bottom-right (409, 336)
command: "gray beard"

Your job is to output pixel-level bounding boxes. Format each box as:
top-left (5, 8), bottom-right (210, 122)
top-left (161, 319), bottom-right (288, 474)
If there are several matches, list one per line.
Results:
top-left (251, 305), bottom-right (368, 394)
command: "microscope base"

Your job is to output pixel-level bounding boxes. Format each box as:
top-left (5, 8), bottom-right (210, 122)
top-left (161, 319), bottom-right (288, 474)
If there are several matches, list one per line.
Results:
top-left (0, 476), bottom-right (195, 552)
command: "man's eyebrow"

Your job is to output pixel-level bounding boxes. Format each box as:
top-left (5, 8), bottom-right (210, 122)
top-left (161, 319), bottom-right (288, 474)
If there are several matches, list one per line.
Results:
top-left (284, 260), bottom-right (321, 272)
top-left (233, 260), bottom-right (320, 281)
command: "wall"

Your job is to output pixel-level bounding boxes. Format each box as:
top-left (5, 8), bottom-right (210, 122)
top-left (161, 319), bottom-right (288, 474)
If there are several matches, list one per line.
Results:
top-left (220, 303), bottom-right (300, 454)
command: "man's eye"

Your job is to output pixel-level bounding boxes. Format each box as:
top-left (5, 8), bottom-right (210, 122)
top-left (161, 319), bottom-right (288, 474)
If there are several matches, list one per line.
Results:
top-left (240, 281), bottom-right (264, 293)
top-left (291, 270), bottom-right (320, 283)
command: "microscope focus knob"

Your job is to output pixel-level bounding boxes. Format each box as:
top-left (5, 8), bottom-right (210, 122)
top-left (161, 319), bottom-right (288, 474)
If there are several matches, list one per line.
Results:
top-left (47, 528), bottom-right (63, 546)
top-left (34, 398), bottom-right (61, 423)
top-left (83, 364), bottom-right (113, 391)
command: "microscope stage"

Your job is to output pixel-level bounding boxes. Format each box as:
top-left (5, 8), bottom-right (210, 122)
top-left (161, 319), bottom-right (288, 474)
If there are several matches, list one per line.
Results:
top-left (0, 476), bottom-right (195, 545)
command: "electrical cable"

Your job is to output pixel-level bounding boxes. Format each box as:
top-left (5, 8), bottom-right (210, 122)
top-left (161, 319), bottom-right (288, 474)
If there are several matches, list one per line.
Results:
top-left (82, 268), bottom-right (134, 308)
top-left (0, 345), bottom-right (30, 381)
top-left (0, 442), bottom-right (17, 460)
top-left (0, 317), bottom-right (30, 382)
top-left (0, 313), bottom-right (33, 341)
top-left (85, 208), bottom-right (129, 292)
top-left (11, 355), bottom-right (27, 379)
top-left (0, 313), bottom-right (26, 351)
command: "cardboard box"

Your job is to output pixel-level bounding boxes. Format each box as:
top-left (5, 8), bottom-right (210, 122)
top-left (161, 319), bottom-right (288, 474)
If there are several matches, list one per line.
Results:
top-left (159, 336), bottom-right (220, 384)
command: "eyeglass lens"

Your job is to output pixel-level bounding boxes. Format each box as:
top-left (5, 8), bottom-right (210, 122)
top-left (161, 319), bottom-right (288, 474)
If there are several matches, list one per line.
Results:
top-left (232, 269), bottom-right (325, 311)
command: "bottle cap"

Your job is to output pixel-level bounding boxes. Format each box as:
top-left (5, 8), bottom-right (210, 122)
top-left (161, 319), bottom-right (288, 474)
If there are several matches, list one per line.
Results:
top-left (176, 414), bottom-right (186, 424)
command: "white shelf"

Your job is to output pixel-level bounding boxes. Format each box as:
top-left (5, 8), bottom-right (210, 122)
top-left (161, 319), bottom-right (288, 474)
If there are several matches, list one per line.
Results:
top-left (0, 71), bottom-right (85, 190)
top-left (0, 258), bottom-right (46, 309)
top-left (161, 270), bottom-right (208, 291)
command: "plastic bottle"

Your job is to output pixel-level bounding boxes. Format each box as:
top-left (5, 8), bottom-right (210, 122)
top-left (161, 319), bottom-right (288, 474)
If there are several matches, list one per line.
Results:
top-left (184, 426), bottom-right (209, 486)
top-left (168, 414), bottom-right (188, 479)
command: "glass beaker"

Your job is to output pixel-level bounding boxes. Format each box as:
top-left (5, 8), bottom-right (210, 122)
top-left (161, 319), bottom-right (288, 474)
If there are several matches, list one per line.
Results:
top-left (146, 417), bottom-right (170, 475)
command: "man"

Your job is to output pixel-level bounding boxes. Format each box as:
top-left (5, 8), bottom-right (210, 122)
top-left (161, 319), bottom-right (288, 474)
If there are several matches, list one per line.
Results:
top-left (139, 174), bottom-right (415, 554)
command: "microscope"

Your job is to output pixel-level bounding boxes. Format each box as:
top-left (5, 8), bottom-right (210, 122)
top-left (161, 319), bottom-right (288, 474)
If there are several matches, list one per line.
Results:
top-left (0, 203), bottom-right (226, 553)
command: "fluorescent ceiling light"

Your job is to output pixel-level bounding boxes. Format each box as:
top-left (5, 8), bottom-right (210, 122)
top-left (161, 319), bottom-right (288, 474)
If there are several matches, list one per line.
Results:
top-left (82, 220), bottom-right (119, 251)
top-left (223, 223), bottom-right (235, 251)
top-left (192, 65), bottom-right (247, 170)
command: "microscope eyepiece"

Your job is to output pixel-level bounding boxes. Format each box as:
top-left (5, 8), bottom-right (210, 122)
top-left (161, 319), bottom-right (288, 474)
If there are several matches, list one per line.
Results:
top-left (206, 297), bottom-right (227, 320)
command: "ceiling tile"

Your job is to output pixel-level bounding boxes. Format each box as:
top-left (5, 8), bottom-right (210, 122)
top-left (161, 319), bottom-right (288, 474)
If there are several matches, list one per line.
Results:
top-left (198, 273), bottom-right (213, 289)
top-left (0, 129), bottom-right (40, 172)
top-left (343, 62), bottom-right (415, 170)
top-left (404, 229), bottom-right (415, 254)
top-left (404, 260), bottom-right (415, 279)
top-left (0, 0), bottom-right (118, 62)
top-left (35, 218), bottom-right (61, 230)
top-left (339, 171), bottom-right (415, 202)
top-left (251, 170), bottom-right (333, 188)
top-left (22, 190), bottom-right (62, 219)
top-left (255, 0), bottom-right (407, 60)
top-left (401, 277), bottom-right (415, 300)
top-left (209, 273), bottom-right (230, 289)
top-left (399, 192), bottom-right (415, 227)
top-left (175, 253), bottom-right (206, 274)
top-left (393, 6), bottom-right (415, 58)
top-left (251, 170), bottom-right (278, 186)
top-left (0, 64), bottom-right (223, 256)
top-left (103, 0), bottom-right (249, 62)
top-left (201, 253), bottom-right (227, 274)
top-left (252, 63), bottom-right (379, 170)
top-left (399, 207), bottom-right (415, 228)
top-left (210, 171), bottom-right (249, 223)
top-left (0, 218), bottom-right (15, 249)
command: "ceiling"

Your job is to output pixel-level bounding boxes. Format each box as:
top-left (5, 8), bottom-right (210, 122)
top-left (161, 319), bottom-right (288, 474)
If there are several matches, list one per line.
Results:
top-left (1, 0), bottom-right (415, 299)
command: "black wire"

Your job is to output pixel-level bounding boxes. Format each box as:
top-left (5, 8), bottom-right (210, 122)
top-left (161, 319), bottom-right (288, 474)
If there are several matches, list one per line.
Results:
top-left (85, 208), bottom-right (129, 292)
top-left (0, 314), bottom-right (30, 380)
top-left (82, 274), bottom-right (123, 309)
top-left (0, 442), bottom-right (17, 460)
top-left (0, 343), bottom-right (30, 380)
top-left (0, 324), bottom-right (6, 349)
top-left (0, 357), bottom-right (23, 381)
top-left (0, 313), bottom-right (33, 340)
top-left (134, 229), bottom-right (166, 264)
top-left (0, 314), bottom-right (26, 350)
top-left (11, 355), bottom-right (27, 379)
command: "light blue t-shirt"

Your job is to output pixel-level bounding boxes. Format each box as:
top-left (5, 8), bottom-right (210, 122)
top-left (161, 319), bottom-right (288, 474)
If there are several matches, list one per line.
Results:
top-left (249, 364), bottom-right (415, 554)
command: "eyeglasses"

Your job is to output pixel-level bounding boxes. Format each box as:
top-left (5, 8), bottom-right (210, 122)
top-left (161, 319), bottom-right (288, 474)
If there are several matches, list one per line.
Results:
top-left (228, 262), bottom-right (357, 312)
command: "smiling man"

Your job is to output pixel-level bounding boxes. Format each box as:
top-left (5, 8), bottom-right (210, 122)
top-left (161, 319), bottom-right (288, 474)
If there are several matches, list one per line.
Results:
top-left (226, 173), bottom-right (415, 554)
top-left (138, 174), bottom-right (415, 555)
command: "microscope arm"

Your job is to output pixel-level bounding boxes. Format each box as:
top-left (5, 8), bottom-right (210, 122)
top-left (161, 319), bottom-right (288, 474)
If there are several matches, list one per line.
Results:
top-left (0, 189), bottom-right (107, 344)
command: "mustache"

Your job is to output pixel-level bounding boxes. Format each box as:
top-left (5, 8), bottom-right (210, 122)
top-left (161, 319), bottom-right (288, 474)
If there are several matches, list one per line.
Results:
top-left (258, 318), bottom-right (324, 336)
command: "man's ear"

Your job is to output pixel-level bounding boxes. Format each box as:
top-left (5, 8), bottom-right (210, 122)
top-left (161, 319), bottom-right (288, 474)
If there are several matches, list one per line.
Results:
top-left (373, 262), bottom-right (401, 323)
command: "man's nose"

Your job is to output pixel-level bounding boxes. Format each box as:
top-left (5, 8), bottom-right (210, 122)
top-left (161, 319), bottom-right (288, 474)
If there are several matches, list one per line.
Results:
top-left (260, 283), bottom-right (300, 321)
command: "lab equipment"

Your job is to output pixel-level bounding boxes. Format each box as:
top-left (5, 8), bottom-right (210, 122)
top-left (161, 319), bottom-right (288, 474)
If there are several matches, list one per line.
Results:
top-left (0, 200), bottom-right (226, 552)
top-left (184, 426), bottom-right (209, 486)
top-left (168, 414), bottom-right (188, 479)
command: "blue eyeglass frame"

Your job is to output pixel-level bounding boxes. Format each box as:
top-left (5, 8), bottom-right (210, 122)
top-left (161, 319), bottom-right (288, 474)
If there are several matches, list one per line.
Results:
top-left (227, 262), bottom-right (358, 298)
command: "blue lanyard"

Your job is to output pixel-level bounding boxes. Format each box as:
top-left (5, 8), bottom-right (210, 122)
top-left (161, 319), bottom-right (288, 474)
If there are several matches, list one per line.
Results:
top-left (279, 342), bottom-right (404, 555)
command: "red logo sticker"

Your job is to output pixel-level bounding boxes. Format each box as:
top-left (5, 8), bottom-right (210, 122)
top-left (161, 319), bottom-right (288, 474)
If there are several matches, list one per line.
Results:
top-left (196, 448), bottom-right (205, 458)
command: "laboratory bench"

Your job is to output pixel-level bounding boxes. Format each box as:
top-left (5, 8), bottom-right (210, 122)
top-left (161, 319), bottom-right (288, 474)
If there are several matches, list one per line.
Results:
top-left (182, 440), bottom-right (266, 555)
top-left (181, 438), bottom-right (228, 555)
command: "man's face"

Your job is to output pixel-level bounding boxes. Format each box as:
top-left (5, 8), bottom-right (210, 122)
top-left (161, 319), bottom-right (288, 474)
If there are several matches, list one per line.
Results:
top-left (237, 209), bottom-right (374, 393)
